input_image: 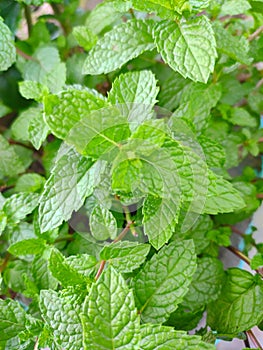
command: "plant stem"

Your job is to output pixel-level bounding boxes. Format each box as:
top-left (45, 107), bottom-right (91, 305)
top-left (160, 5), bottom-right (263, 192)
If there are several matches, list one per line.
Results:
top-left (33, 337), bottom-right (39, 350)
top-left (23, 5), bottom-right (33, 36)
top-left (249, 25), bottom-right (263, 41)
top-left (0, 253), bottom-right (10, 273)
top-left (227, 245), bottom-right (251, 266)
top-left (95, 221), bottom-right (133, 280)
top-left (0, 185), bottom-right (14, 193)
top-left (54, 235), bottom-right (74, 243)
top-left (244, 334), bottom-right (251, 348)
top-left (16, 48), bottom-right (36, 61)
top-left (246, 330), bottom-right (263, 350)
top-left (123, 206), bottom-right (138, 237)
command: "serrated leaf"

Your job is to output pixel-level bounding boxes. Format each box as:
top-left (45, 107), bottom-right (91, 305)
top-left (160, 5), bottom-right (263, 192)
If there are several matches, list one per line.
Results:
top-left (213, 23), bottom-right (251, 65)
top-left (86, 0), bottom-right (132, 35)
top-left (81, 266), bottom-right (140, 349)
top-left (73, 26), bottom-right (97, 51)
top-left (172, 83), bottom-right (222, 131)
top-left (154, 16), bottom-right (217, 83)
top-left (48, 248), bottom-right (91, 287)
top-left (28, 111), bottom-right (49, 150)
top-left (0, 135), bottom-right (25, 177)
top-left (0, 299), bottom-right (27, 343)
top-left (132, 240), bottom-right (196, 323)
top-left (83, 19), bottom-right (155, 75)
top-left (198, 136), bottom-right (225, 168)
top-left (66, 106), bottom-right (131, 159)
top-left (251, 253), bottom-right (263, 270)
top-left (100, 242), bottom-right (150, 273)
top-left (19, 80), bottom-right (49, 101)
top-left (66, 254), bottom-right (98, 277)
top-left (108, 70), bottom-right (159, 129)
top-left (230, 108), bottom-right (257, 128)
top-left (31, 255), bottom-right (58, 291)
top-left (182, 257), bottom-right (225, 311)
top-left (40, 290), bottom-right (84, 350)
top-left (131, 0), bottom-right (190, 19)
top-left (44, 87), bottom-right (107, 140)
top-left (3, 192), bottom-right (39, 225)
top-left (90, 204), bottom-right (117, 241)
top-left (140, 324), bottom-right (216, 349)
top-left (38, 146), bottom-right (94, 232)
top-left (204, 174), bottom-right (246, 214)
top-left (207, 268), bottom-right (263, 334)
top-left (23, 45), bottom-right (66, 93)
top-left (0, 17), bottom-right (16, 71)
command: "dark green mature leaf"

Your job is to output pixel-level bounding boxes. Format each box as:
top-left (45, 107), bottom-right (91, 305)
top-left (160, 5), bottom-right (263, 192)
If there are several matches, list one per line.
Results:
top-left (81, 266), bottom-right (140, 349)
top-left (48, 248), bottom-right (91, 287)
top-left (207, 268), bottom-right (263, 334)
top-left (0, 135), bottom-right (25, 177)
top-left (38, 146), bottom-right (94, 232)
top-left (40, 290), bottom-right (84, 350)
top-left (132, 240), bottom-right (196, 323)
top-left (44, 87), bottom-right (107, 140)
top-left (140, 324), bottom-right (216, 349)
top-left (82, 19), bottom-right (156, 75)
top-left (154, 16), bottom-right (217, 83)
top-left (100, 242), bottom-right (151, 273)
top-left (0, 17), bottom-right (16, 71)
top-left (182, 257), bottom-right (225, 311)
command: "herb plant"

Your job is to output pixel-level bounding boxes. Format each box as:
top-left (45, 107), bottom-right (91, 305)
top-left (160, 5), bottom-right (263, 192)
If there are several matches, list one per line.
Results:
top-left (0, 0), bottom-right (263, 349)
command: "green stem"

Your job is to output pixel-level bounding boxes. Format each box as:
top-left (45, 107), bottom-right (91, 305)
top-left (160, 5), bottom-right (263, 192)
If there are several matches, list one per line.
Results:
top-left (123, 206), bottom-right (138, 237)
top-left (24, 5), bottom-right (33, 36)
top-left (0, 253), bottom-right (11, 273)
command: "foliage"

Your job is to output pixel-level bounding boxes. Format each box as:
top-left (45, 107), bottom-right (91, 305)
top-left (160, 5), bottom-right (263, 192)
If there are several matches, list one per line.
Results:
top-left (0, 0), bottom-right (263, 349)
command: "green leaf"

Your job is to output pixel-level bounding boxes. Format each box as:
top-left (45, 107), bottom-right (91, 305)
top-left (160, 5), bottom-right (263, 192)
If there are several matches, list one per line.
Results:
top-left (38, 146), bottom-right (94, 232)
top-left (86, 0), bottom-right (132, 35)
top-left (73, 26), bottom-right (97, 51)
top-left (172, 83), bottom-right (222, 131)
top-left (229, 108), bottom-right (257, 128)
top-left (132, 240), bottom-right (196, 323)
top-left (28, 111), bottom-right (49, 150)
top-left (14, 173), bottom-right (45, 193)
top-left (131, 0), bottom-right (190, 19)
top-left (182, 257), bottom-right (225, 311)
top-left (0, 17), bottom-right (16, 71)
top-left (154, 16), bottom-right (217, 83)
top-left (108, 70), bottom-right (159, 128)
top-left (66, 106), bottom-right (131, 159)
top-left (48, 248), bottom-right (91, 287)
top-left (31, 255), bottom-right (58, 291)
top-left (66, 254), bottom-right (98, 278)
top-left (198, 136), bottom-right (225, 168)
top-left (0, 299), bottom-right (27, 344)
top-left (8, 222), bottom-right (46, 256)
top-left (19, 80), bottom-right (49, 101)
top-left (100, 242), bottom-right (151, 273)
top-left (44, 87), bottom-right (107, 140)
top-left (81, 266), bottom-right (140, 349)
top-left (40, 289), bottom-right (84, 350)
top-left (3, 192), bottom-right (39, 225)
top-left (250, 253), bottom-right (263, 270)
top-left (204, 174), bottom-right (246, 214)
top-left (23, 45), bottom-right (66, 93)
top-left (0, 210), bottom-right (7, 235)
top-left (207, 268), bottom-right (263, 334)
top-left (82, 19), bottom-right (155, 75)
top-left (140, 324), bottom-right (216, 349)
top-left (0, 135), bottom-right (25, 177)
top-left (220, 0), bottom-right (251, 15)
top-left (213, 23), bottom-right (251, 65)
top-left (90, 204), bottom-right (117, 241)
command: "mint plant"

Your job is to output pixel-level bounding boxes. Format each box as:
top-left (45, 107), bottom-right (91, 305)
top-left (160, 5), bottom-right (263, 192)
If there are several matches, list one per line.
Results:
top-left (0, 0), bottom-right (263, 349)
